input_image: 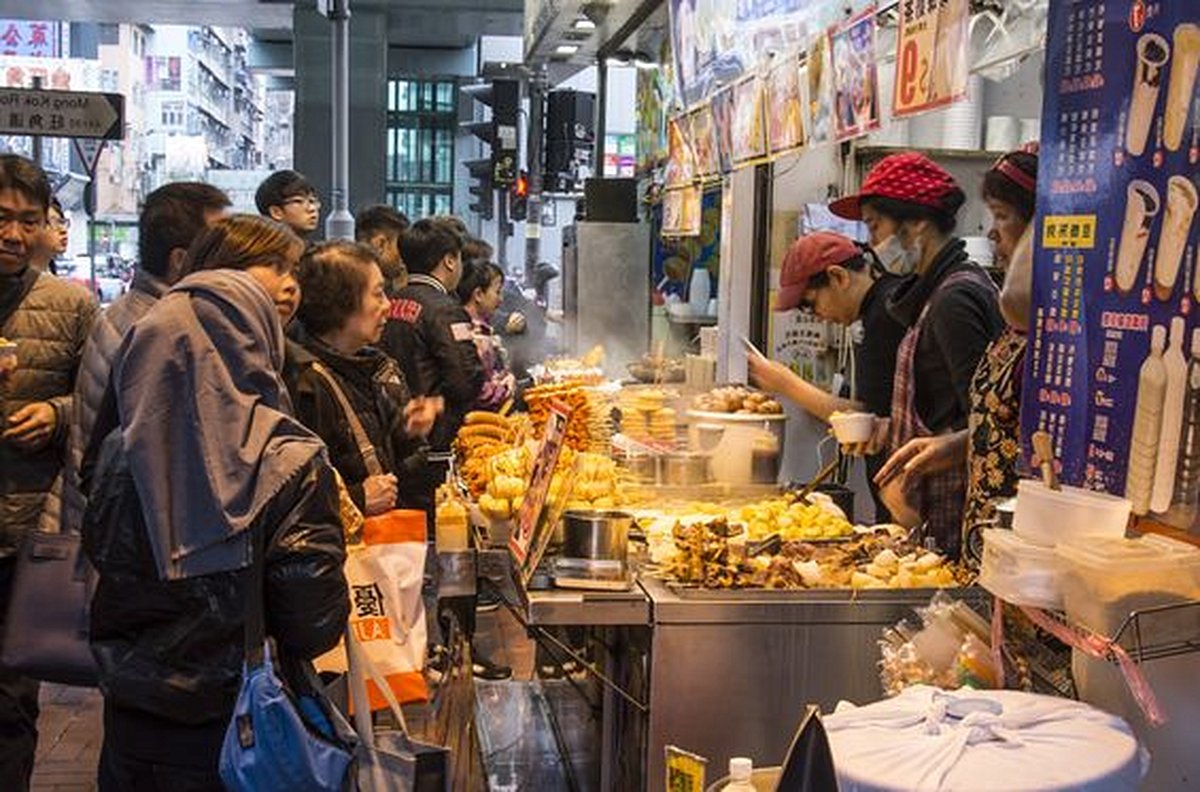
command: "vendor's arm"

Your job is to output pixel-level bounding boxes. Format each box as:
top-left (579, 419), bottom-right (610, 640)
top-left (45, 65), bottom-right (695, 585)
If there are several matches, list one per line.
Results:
top-left (748, 353), bottom-right (861, 422)
top-left (875, 430), bottom-right (969, 488)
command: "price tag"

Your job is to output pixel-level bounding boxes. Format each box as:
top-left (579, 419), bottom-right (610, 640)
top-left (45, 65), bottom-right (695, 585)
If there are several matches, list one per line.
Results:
top-left (508, 401), bottom-right (571, 573)
top-left (893, 0), bottom-right (970, 118)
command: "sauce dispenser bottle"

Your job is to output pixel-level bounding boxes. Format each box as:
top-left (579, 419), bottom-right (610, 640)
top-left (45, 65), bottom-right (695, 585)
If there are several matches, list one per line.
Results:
top-left (1127, 324), bottom-right (1168, 515)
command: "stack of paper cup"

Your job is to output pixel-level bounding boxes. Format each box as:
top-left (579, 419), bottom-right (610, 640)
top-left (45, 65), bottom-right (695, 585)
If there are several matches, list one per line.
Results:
top-left (941, 75), bottom-right (983, 150)
top-left (986, 116), bottom-right (1020, 152)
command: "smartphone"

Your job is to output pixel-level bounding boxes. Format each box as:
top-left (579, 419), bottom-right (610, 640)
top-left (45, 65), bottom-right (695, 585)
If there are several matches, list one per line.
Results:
top-left (739, 335), bottom-right (766, 359)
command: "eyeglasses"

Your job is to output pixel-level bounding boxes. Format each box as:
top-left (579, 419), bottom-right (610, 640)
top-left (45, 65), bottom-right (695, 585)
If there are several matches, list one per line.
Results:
top-left (50, 217), bottom-right (70, 230)
top-left (283, 196), bottom-right (321, 209)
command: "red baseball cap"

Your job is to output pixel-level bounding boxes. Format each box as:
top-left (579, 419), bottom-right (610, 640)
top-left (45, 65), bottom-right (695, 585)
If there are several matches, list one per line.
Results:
top-left (828, 152), bottom-right (961, 220)
top-left (775, 231), bottom-right (862, 311)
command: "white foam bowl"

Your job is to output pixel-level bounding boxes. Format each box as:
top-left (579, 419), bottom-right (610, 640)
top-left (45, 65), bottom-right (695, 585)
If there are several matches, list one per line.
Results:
top-left (1012, 479), bottom-right (1131, 547)
top-left (829, 411), bottom-right (876, 444)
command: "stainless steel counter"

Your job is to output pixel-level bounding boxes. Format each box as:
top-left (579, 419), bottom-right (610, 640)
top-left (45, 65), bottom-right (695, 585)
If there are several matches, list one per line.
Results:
top-left (522, 587), bottom-right (652, 627)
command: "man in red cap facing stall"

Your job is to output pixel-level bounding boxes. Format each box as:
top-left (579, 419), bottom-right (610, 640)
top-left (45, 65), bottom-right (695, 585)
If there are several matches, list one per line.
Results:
top-left (748, 230), bottom-right (906, 521)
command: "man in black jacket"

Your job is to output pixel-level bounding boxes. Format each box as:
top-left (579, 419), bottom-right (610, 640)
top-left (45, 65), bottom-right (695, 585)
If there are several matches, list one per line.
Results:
top-left (380, 218), bottom-right (482, 512)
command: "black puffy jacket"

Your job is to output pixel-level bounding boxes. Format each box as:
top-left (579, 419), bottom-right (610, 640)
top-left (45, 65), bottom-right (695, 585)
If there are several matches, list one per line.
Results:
top-left (379, 274), bottom-right (483, 452)
top-left (83, 431), bottom-right (349, 726)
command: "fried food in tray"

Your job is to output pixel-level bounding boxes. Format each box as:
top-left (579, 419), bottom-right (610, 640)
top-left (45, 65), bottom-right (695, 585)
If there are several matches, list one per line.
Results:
top-left (660, 518), bottom-right (965, 591)
top-left (691, 384), bottom-right (783, 415)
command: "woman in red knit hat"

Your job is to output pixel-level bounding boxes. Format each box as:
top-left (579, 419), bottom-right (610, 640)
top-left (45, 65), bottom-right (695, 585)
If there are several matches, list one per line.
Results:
top-left (830, 152), bottom-right (1005, 558)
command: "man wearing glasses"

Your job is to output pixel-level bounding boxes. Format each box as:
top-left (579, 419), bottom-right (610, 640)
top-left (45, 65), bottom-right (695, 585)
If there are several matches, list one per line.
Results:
top-left (0, 154), bottom-right (97, 790)
top-left (255, 169), bottom-right (321, 238)
top-left (30, 197), bottom-right (69, 275)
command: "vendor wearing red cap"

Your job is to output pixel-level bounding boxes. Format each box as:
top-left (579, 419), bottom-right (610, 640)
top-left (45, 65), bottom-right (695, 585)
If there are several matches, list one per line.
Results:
top-left (875, 147), bottom-right (1039, 566)
top-left (831, 152), bottom-right (1005, 558)
top-left (749, 231), bottom-right (906, 520)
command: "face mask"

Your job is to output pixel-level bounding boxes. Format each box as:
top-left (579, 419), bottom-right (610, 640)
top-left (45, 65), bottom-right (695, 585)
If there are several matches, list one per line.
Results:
top-left (874, 234), bottom-right (916, 275)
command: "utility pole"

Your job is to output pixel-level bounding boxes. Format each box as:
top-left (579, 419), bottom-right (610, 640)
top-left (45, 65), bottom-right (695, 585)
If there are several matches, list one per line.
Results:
top-left (523, 64), bottom-right (547, 289)
top-left (321, 0), bottom-right (354, 240)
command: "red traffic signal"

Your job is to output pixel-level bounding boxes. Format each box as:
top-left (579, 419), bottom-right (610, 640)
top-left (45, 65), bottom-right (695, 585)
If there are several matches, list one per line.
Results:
top-left (513, 172), bottom-right (529, 198)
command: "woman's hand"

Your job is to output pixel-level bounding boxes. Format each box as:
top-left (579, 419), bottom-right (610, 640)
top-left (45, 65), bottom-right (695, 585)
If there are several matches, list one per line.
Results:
top-left (746, 354), bottom-right (794, 396)
top-left (404, 396), bottom-right (444, 439)
top-left (363, 473), bottom-right (398, 516)
top-left (505, 312), bottom-right (527, 334)
top-left (874, 431), bottom-right (967, 488)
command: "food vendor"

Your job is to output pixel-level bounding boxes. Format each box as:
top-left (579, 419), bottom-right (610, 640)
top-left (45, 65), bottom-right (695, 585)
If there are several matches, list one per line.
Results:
top-left (748, 231), bottom-right (906, 520)
top-left (830, 152), bottom-right (1005, 558)
top-left (875, 146), bottom-right (1039, 565)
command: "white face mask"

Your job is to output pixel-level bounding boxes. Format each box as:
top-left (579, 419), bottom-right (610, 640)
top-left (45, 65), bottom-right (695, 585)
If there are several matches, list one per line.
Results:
top-left (874, 234), bottom-right (916, 275)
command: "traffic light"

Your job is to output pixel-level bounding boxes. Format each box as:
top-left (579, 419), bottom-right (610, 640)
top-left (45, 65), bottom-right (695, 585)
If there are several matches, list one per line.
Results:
top-left (462, 78), bottom-right (519, 189)
top-left (466, 158), bottom-right (494, 220)
top-left (509, 171), bottom-right (529, 222)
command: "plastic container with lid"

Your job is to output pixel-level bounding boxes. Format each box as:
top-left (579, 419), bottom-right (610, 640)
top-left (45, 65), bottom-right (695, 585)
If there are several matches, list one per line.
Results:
top-left (1011, 479), bottom-right (1131, 547)
top-left (722, 758), bottom-right (756, 792)
top-left (978, 529), bottom-right (1064, 610)
top-left (1056, 534), bottom-right (1200, 639)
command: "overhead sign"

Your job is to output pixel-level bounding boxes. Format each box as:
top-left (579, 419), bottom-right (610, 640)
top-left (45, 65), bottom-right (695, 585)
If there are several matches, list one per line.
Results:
top-left (0, 87), bottom-right (124, 140)
top-left (892, 0), bottom-right (971, 117)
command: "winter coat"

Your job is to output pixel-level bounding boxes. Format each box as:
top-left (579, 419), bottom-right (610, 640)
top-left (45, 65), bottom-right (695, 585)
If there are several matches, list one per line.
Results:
top-left (379, 274), bottom-right (483, 452)
top-left (288, 335), bottom-right (422, 514)
top-left (0, 271), bottom-right (97, 553)
top-left (54, 270), bottom-right (166, 536)
top-left (84, 435), bottom-right (348, 726)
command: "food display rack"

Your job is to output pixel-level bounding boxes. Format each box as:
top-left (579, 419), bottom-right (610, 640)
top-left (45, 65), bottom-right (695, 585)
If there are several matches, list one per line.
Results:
top-left (483, 548), bottom-right (987, 792)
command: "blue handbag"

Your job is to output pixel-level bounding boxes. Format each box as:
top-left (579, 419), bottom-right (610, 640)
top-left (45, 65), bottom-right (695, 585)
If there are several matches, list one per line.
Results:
top-left (219, 535), bottom-right (357, 791)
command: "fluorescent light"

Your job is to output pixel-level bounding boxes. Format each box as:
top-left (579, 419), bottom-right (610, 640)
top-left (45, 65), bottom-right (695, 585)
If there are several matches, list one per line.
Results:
top-left (555, 44), bottom-right (580, 55)
top-left (573, 18), bottom-right (596, 31)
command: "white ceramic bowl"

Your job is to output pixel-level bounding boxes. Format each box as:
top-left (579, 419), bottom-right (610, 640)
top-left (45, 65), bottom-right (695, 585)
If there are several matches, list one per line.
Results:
top-left (829, 411), bottom-right (876, 444)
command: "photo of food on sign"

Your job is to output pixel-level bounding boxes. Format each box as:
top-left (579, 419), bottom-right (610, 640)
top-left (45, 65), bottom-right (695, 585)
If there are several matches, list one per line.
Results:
top-left (767, 54), bottom-right (805, 156)
top-left (829, 8), bottom-right (880, 141)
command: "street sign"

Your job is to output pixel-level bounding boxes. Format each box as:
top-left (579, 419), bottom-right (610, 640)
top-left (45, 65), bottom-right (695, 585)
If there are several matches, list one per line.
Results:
top-left (72, 138), bottom-right (106, 175)
top-left (0, 87), bottom-right (124, 140)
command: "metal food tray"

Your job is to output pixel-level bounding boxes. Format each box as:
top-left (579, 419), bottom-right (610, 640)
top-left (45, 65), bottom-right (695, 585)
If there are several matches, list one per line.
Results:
top-left (662, 581), bottom-right (963, 600)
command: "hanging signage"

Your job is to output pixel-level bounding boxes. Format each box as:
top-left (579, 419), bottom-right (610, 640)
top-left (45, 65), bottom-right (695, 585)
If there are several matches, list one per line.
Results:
top-left (0, 20), bottom-right (62, 58)
top-left (829, 7), bottom-right (882, 142)
top-left (767, 54), bottom-right (806, 157)
top-left (1021, 1), bottom-right (1200, 528)
top-left (0, 87), bottom-right (124, 139)
top-left (730, 74), bottom-right (768, 166)
top-left (892, 0), bottom-right (970, 117)
top-left (509, 403), bottom-right (571, 572)
top-left (806, 32), bottom-right (834, 145)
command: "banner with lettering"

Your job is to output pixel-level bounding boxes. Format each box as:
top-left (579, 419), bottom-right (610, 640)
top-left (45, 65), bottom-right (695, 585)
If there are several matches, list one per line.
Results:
top-left (891, 0), bottom-right (970, 117)
top-left (1022, 0), bottom-right (1200, 527)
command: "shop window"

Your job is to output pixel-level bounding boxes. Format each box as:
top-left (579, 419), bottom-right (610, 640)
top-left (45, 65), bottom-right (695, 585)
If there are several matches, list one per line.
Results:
top-left (386, 79), bottom-right (455, 218)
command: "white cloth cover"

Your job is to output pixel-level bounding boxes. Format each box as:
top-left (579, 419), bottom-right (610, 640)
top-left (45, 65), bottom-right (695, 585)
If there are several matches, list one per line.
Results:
top-left (824, 686), bottom-right (1147, 792)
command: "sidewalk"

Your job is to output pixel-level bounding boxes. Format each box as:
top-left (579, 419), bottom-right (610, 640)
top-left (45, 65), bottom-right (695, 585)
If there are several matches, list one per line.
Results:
top-left (32, 684), bottom-right (102, 792)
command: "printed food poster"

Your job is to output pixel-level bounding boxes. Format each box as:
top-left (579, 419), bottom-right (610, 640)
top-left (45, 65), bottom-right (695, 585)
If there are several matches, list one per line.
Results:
top-left (731, 74), bottom-right (768, 166)
top-left (892, 0), bottom-right (970, 117)
top-left (807, 31), bottom-right (834, 144)
top-left (710, 84), bottom-right (736, 173)
top-left (767, 54), bottom-right (806, 156)
top-left (665, 116), bottom-right (696, 188)
top-left (636, 66), bottom-right (668, 173)
top-left (1022, 1), bottom-right (1200, 528)
top-left (687, 103), bottom-right (720, 179)
top-left (829, 6), bottom-right (882, 142)
top-left (662, 185), bottom-right (703, 238)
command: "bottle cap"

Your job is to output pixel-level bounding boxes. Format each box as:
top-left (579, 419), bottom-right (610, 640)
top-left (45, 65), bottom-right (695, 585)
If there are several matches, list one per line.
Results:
top-left (1152, 324), bottom-right (1167, 352)
top-left (729, 757), bottom-right (753, 781)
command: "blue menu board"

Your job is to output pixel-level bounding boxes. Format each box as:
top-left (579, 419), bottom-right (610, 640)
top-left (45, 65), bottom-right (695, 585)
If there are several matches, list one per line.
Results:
top-left (1022, 1), bottom-right (1200, 524)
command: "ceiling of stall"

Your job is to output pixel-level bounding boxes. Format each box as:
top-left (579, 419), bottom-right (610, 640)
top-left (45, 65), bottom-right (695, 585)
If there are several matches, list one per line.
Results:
top-left (525, 0), bottom-right (670, 68)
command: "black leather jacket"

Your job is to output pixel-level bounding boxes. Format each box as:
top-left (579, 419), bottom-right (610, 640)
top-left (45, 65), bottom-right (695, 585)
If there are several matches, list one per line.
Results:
top-left (83, 431), bottom-right (349, 726)
top-left (380, 274), bottom-right (483, 452)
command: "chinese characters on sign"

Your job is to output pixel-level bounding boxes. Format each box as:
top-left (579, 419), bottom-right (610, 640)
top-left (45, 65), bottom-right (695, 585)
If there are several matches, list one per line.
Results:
top-left (0, 20), bottom-right (61, 58)
top-left (892, 0), bottom-right (970, 117)
top-left (0, 87), bottom-right (124, 140)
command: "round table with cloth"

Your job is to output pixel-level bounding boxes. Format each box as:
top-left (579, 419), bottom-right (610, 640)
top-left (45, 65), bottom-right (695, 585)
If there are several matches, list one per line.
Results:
top-left (823, 685), bottom-right (1147, 792)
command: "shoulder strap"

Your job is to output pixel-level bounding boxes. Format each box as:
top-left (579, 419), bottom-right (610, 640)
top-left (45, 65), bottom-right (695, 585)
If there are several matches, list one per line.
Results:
top-left (309, 361), bottom-right (385, 477)
top-left (243, 526), bottom-right (267, 669)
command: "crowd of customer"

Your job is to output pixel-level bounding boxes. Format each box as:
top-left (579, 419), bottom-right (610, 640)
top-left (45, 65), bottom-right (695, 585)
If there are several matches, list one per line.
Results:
top-left (0, 156), bottom-right (531, 790)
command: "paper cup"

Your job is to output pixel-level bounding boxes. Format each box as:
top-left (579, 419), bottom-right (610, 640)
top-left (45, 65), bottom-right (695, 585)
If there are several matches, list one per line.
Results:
top-left (1127, 33), bottom-right (1171, 157)
top-left (1115, 179), bottom-right (1161, 294)
top-left (986, 115), bottom-right (1020, 152)
top-left (1165, 24), bottom-right (1200, 152)
top-left (1154, 175), bottom-right (1199, 301)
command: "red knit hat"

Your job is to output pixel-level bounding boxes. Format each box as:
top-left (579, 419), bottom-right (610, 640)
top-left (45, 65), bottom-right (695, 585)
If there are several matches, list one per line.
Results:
top-left (829, 152), bottom-right (961, 220)
top-left (775, 232), bottom-right (862, 311)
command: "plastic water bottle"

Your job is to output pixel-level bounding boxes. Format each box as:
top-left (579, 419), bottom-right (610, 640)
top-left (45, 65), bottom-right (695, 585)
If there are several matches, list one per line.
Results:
top-left (724, 757), bottom-right (756, 791)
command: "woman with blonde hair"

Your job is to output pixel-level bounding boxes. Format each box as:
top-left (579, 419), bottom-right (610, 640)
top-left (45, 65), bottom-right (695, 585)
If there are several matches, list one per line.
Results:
top-left (85, 213), bottom-right (348, 791)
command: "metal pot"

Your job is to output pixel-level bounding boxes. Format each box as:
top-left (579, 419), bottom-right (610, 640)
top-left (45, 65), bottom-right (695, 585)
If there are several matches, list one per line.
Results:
top-left (561, 510), bottom-right (633, 562)
top-left (625, 454), bottom-right (659, 483)
top-left (662, 452), bottom-right (711, 486)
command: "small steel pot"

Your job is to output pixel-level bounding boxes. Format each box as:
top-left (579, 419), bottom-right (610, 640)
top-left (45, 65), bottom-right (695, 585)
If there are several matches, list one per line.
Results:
top-left (561, 510), bottom-right (633, 562)
top-left (662, 452), bottom-right (711, 486)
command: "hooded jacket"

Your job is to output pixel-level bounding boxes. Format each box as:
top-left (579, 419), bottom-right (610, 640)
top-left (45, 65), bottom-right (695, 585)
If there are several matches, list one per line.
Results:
top-left (84, 269), bottom-right (347, 725)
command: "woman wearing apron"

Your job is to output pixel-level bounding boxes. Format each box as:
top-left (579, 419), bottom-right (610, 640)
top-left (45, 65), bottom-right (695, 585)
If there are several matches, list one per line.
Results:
top-left (830, 152), bottom-right (1005, 559)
